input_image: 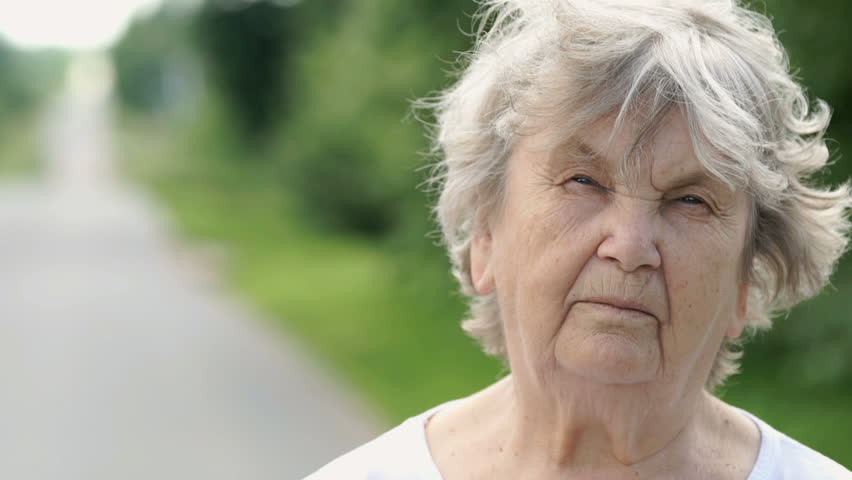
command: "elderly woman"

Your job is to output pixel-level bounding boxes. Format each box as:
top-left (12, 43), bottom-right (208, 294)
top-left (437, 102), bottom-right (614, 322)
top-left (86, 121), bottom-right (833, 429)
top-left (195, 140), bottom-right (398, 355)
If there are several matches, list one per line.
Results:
top-left (308, 0), bottom-right (852, 478)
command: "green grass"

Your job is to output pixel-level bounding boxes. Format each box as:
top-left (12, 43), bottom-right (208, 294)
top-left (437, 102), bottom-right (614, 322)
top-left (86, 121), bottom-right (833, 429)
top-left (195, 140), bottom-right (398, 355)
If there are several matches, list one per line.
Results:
top-left (119, 114), bottom-right (850, 468)
top-left (0, 112), bottom-right (39, 177)
top-left (151, 178), bottom-right (502, 421)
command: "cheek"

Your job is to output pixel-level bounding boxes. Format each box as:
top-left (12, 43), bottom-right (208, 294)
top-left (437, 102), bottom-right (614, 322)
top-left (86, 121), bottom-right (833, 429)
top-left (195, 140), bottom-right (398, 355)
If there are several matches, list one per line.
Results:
top-left (492, 192), bottom-right (602, 342)
top-left (501, 192), bottom-right (600, 287)
top-left (659, 225), bottom-right (745, 351)
top-left (664, 209), bottom-right (747, 294)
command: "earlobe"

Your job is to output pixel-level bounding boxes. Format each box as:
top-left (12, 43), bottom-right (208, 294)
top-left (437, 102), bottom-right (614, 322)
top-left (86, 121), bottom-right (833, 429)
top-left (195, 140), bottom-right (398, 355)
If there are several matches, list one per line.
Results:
top-left (725, 282), bottom-right (750, 339)
top-left (470, 231), bottom-right (496, 295)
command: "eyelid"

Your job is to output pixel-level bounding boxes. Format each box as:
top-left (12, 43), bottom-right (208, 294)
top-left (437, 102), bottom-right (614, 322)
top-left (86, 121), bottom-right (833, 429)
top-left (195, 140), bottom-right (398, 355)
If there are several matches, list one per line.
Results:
top-left (568, 174), bottom-right (606, 189)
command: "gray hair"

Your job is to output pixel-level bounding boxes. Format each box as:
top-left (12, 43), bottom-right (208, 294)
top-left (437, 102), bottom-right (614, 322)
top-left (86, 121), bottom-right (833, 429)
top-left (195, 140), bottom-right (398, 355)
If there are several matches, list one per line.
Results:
top-left (417, 0), bottom-right (852, 390)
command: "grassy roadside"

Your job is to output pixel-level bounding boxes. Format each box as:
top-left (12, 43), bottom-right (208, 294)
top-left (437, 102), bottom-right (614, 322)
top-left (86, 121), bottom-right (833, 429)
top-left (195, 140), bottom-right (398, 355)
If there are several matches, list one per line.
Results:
top-left (119, 113), bottom-right (851, 468)
top-left (0, 111), bottom-right (40, 178)
top-left (118, 113), bottom-right (503, 424)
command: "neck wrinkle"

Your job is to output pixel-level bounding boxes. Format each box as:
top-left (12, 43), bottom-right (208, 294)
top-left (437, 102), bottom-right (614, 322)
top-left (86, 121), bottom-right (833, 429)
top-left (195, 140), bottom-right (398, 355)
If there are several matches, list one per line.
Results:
top-left (497, 374), bottom-right (709, 474)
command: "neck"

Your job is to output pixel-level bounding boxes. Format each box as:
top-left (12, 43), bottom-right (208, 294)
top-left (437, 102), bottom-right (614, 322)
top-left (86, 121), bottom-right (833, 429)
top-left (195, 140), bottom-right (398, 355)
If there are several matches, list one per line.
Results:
top-left (491, 374), bottom-right (715, 473)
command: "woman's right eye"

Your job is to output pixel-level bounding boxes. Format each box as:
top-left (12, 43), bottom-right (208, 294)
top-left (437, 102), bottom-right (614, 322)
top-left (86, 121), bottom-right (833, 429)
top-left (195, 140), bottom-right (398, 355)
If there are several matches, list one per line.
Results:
top-left (570, 175), bottom-right (599, 187)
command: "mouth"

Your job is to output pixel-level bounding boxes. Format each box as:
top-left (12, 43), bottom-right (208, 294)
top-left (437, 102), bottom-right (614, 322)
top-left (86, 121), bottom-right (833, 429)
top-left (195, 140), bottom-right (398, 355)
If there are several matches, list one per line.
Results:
top-left (579, 297), bottom-right (655, 318)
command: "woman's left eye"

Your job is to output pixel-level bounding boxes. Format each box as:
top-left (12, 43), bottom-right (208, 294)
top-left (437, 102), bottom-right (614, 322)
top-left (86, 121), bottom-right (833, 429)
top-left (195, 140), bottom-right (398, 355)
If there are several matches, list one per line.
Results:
top-left (568, 175), bottom-right (605, 189)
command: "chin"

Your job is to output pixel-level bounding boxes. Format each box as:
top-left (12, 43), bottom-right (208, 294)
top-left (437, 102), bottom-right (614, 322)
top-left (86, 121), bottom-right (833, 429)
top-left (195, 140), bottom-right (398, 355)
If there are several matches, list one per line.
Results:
top-left (554, 332), bottom-right (661, 385)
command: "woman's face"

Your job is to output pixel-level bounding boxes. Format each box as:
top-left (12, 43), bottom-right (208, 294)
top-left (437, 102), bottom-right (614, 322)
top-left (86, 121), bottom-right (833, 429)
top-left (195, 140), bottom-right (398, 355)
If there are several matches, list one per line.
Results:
top-left (471, 112), bottom-right (751, 389)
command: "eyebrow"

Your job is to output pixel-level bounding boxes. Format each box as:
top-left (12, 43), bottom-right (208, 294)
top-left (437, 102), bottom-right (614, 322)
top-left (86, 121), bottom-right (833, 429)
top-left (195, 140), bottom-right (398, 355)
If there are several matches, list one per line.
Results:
top-left (549, 139), bottom-right (604, 170)
top-left (663, 171), bottom-right (725, 191)
top-left (575, 140), bottom-right (603, 162)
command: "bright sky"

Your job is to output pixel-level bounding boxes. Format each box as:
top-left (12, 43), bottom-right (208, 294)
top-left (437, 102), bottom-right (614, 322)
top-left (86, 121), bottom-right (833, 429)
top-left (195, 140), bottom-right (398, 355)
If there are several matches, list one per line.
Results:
top-left (0, 0), bottom-right (165, 50)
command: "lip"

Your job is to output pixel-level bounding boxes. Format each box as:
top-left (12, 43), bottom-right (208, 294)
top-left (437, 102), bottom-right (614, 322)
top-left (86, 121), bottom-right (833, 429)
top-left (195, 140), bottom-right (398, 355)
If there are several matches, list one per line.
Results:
top-left (579, 297), bottom-right (655, 318)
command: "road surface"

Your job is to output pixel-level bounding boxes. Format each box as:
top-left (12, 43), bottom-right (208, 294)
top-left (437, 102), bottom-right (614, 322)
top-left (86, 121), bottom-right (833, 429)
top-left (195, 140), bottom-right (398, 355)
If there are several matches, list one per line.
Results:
top-left (0, 60), bottom-right (380, 479)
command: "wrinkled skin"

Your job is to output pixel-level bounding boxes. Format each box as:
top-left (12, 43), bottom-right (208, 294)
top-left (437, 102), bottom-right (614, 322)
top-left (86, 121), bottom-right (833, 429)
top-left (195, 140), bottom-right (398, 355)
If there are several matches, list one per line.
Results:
top-left (472, 111), bottom-right (750, 390)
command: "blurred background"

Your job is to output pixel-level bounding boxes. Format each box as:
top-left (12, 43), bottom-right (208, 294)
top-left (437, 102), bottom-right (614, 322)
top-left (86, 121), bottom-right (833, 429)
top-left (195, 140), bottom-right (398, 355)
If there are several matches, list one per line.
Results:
top-left (0, 0), bottom-right (849, 477)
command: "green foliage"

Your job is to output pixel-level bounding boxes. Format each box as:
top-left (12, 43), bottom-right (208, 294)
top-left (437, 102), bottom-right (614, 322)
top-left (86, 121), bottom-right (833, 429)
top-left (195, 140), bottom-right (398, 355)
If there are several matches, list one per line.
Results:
top-left (759, 0), bottom-right (852, 181)
top-left (0, 41), bottom-right (35, 115)
top-left (735, 0), bottom-right (852, 388)
top-left (747, 284), bottom-right (852, 387)
top-left (195, 0), bottom-right (296, 139)
top-left (277, 0), bottom-right (476, 236)
top-left (0, 39), bottom-right (64, 175)
top-left (0, 39), bottom-right (65, 118)
top-left (112, 5), bottom-right (194, 113)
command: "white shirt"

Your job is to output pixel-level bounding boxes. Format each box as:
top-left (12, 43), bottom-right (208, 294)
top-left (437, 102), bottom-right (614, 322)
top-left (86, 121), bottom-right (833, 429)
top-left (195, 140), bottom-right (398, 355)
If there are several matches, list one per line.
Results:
top-left (305, 400), bottom-right (851, 479)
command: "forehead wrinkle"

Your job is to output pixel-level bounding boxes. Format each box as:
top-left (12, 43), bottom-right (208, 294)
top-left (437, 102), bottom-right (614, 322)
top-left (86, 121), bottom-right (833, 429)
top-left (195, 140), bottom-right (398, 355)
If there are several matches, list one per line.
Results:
top-left (659, 170), bottom-right (719, 190)
top-left (634, 125), bottom-right (733, 197)
top-left (546, 138), bottom-right (605, 174)
top-left (574, 134), bottom-right (652, 191)
top-left (648, 159), bottom-right (733, 196)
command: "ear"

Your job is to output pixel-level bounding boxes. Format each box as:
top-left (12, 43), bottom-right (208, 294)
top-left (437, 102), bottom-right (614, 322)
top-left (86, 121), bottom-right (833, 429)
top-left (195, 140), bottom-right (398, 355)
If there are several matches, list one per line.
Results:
top-left (725, 282), bottom-right (750, 339)
top-left (470, 230), bottom-right (496, 295)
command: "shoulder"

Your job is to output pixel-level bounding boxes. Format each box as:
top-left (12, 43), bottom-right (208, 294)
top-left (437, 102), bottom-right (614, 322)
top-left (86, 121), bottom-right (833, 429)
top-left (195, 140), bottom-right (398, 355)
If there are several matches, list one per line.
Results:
top-left (303, 401), bottom-right (458, 480)
top-left (742, 409), bottom-right (852, 480)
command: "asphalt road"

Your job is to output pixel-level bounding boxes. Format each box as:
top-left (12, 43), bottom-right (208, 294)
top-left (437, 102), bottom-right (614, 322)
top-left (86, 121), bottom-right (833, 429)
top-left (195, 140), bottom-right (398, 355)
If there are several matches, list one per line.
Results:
top-left (0, 70), bottom-right (379, 479)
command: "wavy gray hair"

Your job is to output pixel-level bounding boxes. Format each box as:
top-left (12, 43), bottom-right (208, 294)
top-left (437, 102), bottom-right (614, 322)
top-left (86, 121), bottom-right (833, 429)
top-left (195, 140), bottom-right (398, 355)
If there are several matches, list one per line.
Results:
top-left (418, 0), bottom-right (852, 390)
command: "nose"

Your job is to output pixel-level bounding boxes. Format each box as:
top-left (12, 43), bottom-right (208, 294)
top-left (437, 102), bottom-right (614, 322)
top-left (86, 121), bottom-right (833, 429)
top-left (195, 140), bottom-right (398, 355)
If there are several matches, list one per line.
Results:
top-left (595, 197), bottom-right (662, 272)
